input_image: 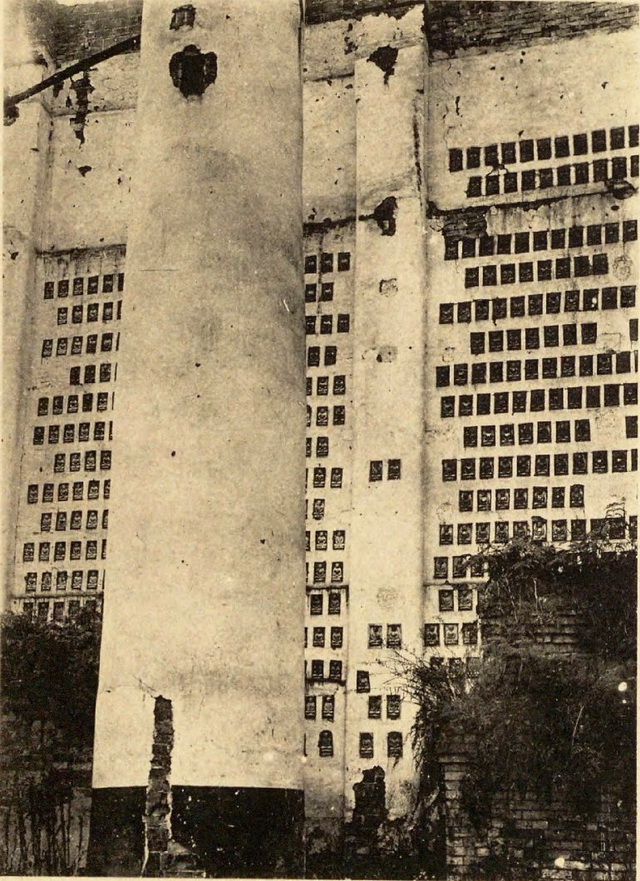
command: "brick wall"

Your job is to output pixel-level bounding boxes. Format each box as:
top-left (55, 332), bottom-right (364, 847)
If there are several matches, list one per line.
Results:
top-left (26, 0), bottom-right (638, 66)
top-left (306, 0), bottom-right (638, 54)
top-left (144, 697), bottom-right (173, 874)
top-left (305, 0), bottom-right (418, 24)
top-left (26, 0), bottom-right (142, 65)
top-left (438, 608), bottom-right (635, 880)
top-left (441, 754), bottom-right (635, 881)
top-left (482, 609), bottom-right (590, 658)
top-left (425, 1), bottom-right (639, 58)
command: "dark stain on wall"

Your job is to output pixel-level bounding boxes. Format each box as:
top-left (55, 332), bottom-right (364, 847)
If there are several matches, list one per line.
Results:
top-left (169, 45), bottom-right (218, 98)
top-left (86, 787), bottom-right (146, 876)
top-left (367, 45), bottom-right (399, 83)
top-left (373, 196), bottom-right (398, 235)
top-left (304, 215), bottom-right (357, 235)
top-left (169, 786), bottom-right (305, 877)
top-left (68, 71), bottom-right (94, 144)
top-left (352, 766), bottom-right (387, 832)
top-left (440, 207), bottom-right (488, 239)
top-left (306, 0), bottom-right (416, 25)
top-left (359, 196), bottom-right (398, 235)
top-left (27, 0), bottom-right (637, 69)
top-left (412, 111), bottom-right (423, 191)
top-left (170, 4), bottom-right (196, 31)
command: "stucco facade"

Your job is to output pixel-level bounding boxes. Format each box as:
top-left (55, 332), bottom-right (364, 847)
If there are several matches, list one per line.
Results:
top-left (2, 0), bottom-right (638, 871)
top-left (300, 0), bottom-right (638, 846)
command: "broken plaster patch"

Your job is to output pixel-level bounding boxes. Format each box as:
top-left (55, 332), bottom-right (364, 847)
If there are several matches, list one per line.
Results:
top-left (376, 346), bottom-right (397, 363)
top-left (367, 46), bottom-right (399, 84)
top-left (379, 278), bottom-right (398, 296)
top-left (169, 45), bottom-right (218, 99)
top-left (369, 196), bottom-right (398, 236)
top-left (143, 696), bottom-right (174, 875)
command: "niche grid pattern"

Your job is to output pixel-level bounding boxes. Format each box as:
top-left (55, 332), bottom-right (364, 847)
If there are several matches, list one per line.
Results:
top-left (448, 125), bottom-right (640, 173)
top-left (430, 178), bottom-right (638, 657)
top-left (304, 236), bottom-right (354, 759)
top-left (15, 248), bottom-right (125, 622)
top-left (447, 124), bottom-right (640, 199)
top-left (304, 236), bottom-right (410, 764)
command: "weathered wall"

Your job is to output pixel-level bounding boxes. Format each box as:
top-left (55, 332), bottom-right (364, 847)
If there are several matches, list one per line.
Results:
top-left (25, 0), bottom-right (638, 67)
top-left (303, 77), bottom-right (356, 223)
top-left (44, 107), bottom-right (135, 252)
top-left (345, 36), bottom-right (427, 822)
top-left (11, 246), bottom-right (125, 621)
top-left (26, 0), bottom-right (142, 65)
top-left (441, 750), bottom-right (634, 881)
top-left (424, 1), bottom-right (638, 59)
top-left (303, 222), bottom-right (354, 831)
top-left (41, 51), bottom-right (138, 251)
top-left (5, 16), bottom-right (137, 619)
top-left (306, 0), bottom-right (417, 25)
top-left (2, 2), bottom-right (54, 612)
top-left (303, 0), bottom-right (638, 864)
top-left (423, 22), bottom-right (639, 664)
top-left (427, 26), bottom-right (640, 209)
top-left (304, 3), bottom-right (421, 81)
top-left (3, 1), bottom-right (638, 876)
top-left (302, 4), bottom-right (427, 845)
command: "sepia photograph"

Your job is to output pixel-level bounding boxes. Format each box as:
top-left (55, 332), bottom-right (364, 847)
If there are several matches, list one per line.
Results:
top-left (1, 0), bottom-right (637, 878)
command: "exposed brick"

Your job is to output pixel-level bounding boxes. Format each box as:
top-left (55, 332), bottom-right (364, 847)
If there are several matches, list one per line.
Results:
top-left (441, 748), bottom-right (635, 880)
top-left (305, 0), bottom-right (417, 24)
top-left (424, 2), bottom-right (638, 58)
top-left (143, 696), bottom-right (174, 869)
top-left (26, 0), bottom-right (143, 65)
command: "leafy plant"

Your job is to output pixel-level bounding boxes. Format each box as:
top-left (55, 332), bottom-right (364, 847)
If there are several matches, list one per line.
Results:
top-left (0, 607), bottom-right (102, 874)
top-left (407, 534), bottom-right (636, 837)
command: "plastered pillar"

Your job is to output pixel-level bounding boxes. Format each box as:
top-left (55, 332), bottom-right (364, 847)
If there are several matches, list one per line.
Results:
top-left (87, 1), bottom-right (305, 875)
top-left (346, 40), bottom-right (428, 820)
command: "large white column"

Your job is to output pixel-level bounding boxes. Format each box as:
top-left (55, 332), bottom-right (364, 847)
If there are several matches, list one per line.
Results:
top-left (88, 1), bottom-right (305, 875)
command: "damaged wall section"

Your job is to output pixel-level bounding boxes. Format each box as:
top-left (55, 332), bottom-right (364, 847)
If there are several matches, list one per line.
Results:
top-left (425, 1), bottom-right (638, 59)
top-left (143, 696), bottom-right (174, 876)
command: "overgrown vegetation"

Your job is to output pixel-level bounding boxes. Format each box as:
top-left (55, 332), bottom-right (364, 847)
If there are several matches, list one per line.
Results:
top-left (405, 530), bottom-right (636, 874)
top-left (478, 532), bottom-right (636, 664)
top-left (0, 607), bottom-right (102, 875)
